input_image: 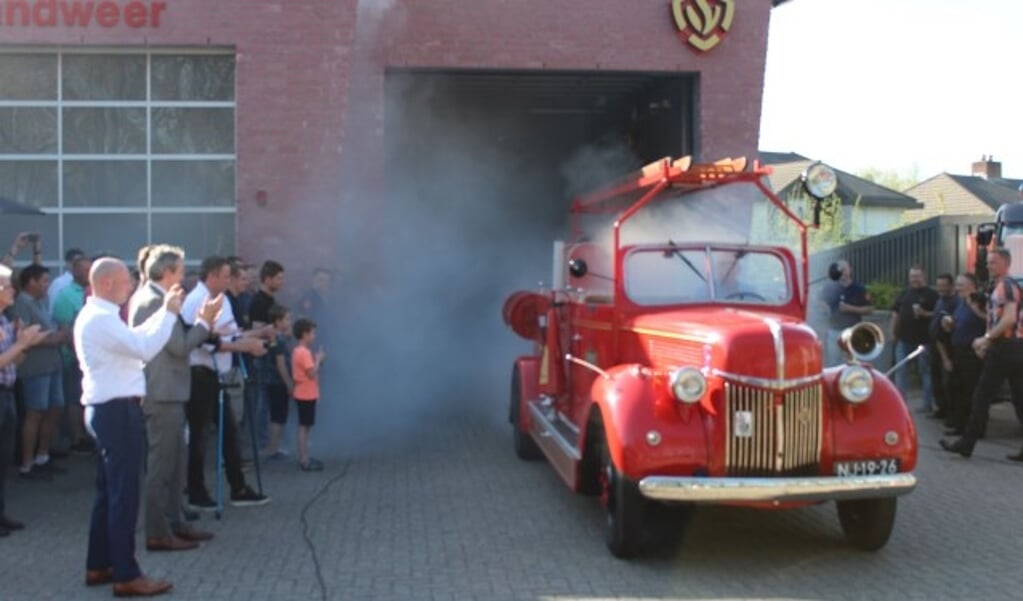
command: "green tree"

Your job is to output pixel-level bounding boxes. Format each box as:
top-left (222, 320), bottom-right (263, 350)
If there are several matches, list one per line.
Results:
top-left (753, 189), bottom-right (859, 253)
top-left (857, 166), bottom-right (920, 192)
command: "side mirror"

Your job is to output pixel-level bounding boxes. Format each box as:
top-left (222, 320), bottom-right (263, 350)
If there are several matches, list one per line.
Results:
top-left (568, 258), bottom-right (588, 279)
top-left (976, 223), bottom-right (996, 246)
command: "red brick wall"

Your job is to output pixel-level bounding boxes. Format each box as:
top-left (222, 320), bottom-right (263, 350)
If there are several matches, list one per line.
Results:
top-left (381, 0), bottom-right (772, 161)
top-left (0, 0), bottom-right (772, 274)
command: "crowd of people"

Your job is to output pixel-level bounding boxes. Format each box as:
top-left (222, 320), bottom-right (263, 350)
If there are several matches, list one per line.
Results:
top-left (0, 232), bottom-right (333, 597)
top-left (822, 254), bottom-right (1023, 463)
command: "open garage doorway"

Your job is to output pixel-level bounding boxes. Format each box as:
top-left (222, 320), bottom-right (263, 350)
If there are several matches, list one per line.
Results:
top-left (384, 69), bottom-right (695, 246)
top-left (330, 70), bottom-right (695, 444)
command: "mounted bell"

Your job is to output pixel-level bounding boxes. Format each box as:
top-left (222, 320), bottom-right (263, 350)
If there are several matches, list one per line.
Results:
top-left (839, 322), bottom-right (885, 363)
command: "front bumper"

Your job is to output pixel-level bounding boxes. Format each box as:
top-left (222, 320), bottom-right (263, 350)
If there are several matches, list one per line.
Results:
top-left (638, 473), bottom-right (917, 503)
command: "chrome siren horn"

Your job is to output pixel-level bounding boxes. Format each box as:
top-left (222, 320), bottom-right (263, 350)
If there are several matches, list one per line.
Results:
top-left (839, 322), bottom-right (885, 363)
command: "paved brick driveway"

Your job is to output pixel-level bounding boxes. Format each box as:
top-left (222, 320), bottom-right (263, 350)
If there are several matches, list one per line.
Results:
top-left (3, 399), bottom-right (1021, 601)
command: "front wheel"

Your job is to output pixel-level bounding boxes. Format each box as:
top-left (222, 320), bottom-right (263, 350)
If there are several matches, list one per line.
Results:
top-left (837, 497), bottom-right (897, 551)
top-left (599, 431), bottom-right (646, 558)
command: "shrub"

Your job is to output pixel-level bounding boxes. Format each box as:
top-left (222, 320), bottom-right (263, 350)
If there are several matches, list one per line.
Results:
top-left (866, 281), bottom-right (900, 311)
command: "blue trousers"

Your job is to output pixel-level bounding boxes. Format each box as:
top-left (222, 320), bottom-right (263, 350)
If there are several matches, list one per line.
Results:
top-left (894, 341), bottom-right (934, 410)
top-left (85, 399), bottom-right (144, 583)
top-left (0, 389), bottom-right (14, 517)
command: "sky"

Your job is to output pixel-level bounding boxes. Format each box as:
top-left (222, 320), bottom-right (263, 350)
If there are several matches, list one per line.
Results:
top-left (759, 0), bottom-right (1023, 181)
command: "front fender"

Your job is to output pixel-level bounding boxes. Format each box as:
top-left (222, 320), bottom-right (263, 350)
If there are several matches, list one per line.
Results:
top-left (824, 365), bottom-right (918, 473)
top-left (588, 365), bottom-right (710, 481)
top-left (512, 357), bottom-right (540, 427)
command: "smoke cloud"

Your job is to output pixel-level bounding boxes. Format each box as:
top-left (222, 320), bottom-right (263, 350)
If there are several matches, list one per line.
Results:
top-left (317, 71), bottom-right (592, 456)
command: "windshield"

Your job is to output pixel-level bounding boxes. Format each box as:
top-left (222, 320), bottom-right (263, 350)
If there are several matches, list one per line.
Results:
top-left (624, 246), bottom-right (791, 306)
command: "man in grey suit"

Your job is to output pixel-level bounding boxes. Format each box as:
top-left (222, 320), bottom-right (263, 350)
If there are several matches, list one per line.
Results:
top-left (129, 245), bottom-right (222, 552)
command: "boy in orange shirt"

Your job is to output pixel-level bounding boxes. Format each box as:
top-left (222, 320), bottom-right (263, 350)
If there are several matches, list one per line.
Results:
top-left (291, 318), bottom-right (324, 471)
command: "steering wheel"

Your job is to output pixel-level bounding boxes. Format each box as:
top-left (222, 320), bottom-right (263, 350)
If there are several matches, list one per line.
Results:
top-left (725, 290), bottom-right (767, 302)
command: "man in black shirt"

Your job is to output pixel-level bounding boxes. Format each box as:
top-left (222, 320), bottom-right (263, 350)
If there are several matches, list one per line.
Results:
top-left (928, 273), bottom-right (959, 419)
top-left (249, 261), bottom-right (284, 328)
top-left (247, 260), bottom-right (284, 453)
top-left (891, 265), bottom-right (940, 413)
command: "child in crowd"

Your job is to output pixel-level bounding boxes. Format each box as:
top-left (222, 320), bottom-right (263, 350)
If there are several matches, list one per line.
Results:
top-left (291, 318), bottom-right (325, 471)
top-left (261, 304), bottom-right (293, 460)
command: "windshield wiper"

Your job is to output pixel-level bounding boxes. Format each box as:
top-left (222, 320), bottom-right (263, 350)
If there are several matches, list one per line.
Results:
top-left (718, 250), bottom-right (747, 287)
top-left (665, 240), bottom-right (706, 283)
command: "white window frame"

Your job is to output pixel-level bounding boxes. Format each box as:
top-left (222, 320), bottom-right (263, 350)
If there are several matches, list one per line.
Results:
top-left (0, 46), bottom-right (236, 267)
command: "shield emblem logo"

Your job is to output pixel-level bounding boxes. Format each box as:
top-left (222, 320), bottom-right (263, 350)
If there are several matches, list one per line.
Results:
top-left (671, 0), bottom-right (735, 53)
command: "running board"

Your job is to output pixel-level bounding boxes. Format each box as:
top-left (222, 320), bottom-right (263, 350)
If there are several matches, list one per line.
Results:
top-left (528, 401), bottom-right (581, 489)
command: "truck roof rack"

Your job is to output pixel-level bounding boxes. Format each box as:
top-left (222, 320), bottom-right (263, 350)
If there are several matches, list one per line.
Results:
top-left (570, 156), bottom-right (772, 216)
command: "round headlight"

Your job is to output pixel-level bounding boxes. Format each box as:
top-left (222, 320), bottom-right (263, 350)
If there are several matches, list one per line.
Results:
top-left (838, 365), bottom-right (873, 404)
top-left (670, 367), bottom-right (706, 404)
top-left (801, 161), bottom-right (838, 200)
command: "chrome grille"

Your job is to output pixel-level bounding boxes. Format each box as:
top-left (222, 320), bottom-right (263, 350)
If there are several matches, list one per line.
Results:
top-left (724, 382), bottom-right (822, 476)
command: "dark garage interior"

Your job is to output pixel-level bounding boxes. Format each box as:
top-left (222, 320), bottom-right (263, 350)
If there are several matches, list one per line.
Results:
top-left (335, 70), bottom-right (697, 439)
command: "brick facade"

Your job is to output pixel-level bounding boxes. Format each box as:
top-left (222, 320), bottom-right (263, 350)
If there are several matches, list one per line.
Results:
top-left (0, 0), bottom-right (772, 273)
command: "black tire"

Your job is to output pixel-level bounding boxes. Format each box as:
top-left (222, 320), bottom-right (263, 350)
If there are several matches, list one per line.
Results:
top-left (837, 497), bottom-right (897, 551)
top-left (510, 365), bottom-right (542, 461)
top-left (599, 430), bottom-right (646, 558)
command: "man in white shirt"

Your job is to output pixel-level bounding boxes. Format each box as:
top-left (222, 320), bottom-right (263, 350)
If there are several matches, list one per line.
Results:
top-left (74, 258), bottom-right (179, 597)
top-left (183, 256), bottom-right (269, 509)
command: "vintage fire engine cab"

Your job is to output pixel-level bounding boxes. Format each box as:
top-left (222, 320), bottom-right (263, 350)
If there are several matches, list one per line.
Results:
top-left (502, 157), bottom-right (918, 558)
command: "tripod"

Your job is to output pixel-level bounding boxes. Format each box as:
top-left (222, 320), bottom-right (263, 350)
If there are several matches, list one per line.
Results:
top-left (208, 354), bottom-right (263, 519)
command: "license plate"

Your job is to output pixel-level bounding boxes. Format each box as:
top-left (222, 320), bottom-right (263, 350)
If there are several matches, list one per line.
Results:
top-left (834, 458), bottom-right (900, 477)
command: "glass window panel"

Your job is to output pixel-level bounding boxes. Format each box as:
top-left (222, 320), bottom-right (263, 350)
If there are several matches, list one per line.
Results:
top-left (63, 161), bottom-right (147, 207)
top-left (151, 213), bottom-right (235, 258)
top-left (63, 108), bottom-right (146, 154)
top-left (0, 215), bottom-right (59, 264)
top-left (62, 54), bottom-right (145, 101)
top-left (0, 107), bottom-right (57, 153)
top-left (64, 213), bottom-right (147, 261)
top-left (0, 161), bottom-right (58, 208)
top-left (151, 55), bottom-right (235, 101)
top-left (152, 108), bottom-right (234, 154)
top-left (152, 160), bottom-right (234, 207)
top-left (0, 54), bottom-right (57, 100)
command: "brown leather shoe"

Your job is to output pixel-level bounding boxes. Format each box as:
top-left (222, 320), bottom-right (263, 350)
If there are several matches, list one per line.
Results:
top-left (173, 527), bottom-right (214, 542)
top-left (85, 568), bottom-right (114, 586)
top-left (112, 576), bottom-right (173, 597)
top-left (146, 536), bottom-right (198, 552)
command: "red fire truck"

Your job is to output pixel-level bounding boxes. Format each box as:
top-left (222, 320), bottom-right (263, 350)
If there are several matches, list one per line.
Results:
top-left (502, 157), bottom-right (918, 558)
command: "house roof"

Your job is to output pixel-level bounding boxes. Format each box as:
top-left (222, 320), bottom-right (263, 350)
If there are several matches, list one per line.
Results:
top-left (763, 158), bottom-right (923, 209)
top-left (908, 173), bottom-right (1023, 213)
top-left (757, 151), bottom-right (809, 165)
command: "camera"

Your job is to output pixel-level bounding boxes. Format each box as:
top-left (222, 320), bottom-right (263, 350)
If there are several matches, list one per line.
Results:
top-left (25, 233), bottom-right (39, 244)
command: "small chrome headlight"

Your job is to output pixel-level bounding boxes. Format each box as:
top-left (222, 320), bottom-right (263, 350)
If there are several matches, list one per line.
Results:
top-left (838, 364), bottom-right (873, 404)
top-left (670, 367), bottom-right (706, 404)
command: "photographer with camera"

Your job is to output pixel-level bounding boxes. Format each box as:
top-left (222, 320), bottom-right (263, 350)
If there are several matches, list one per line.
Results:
top-left (941, 250), bottom-right (1023, 458)
top-left (821, 259), bottom-right (873, 367)
top-left (182, 256), bottom-right (270, 511)
top-left (0, 232), bottom-right (43, 268)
